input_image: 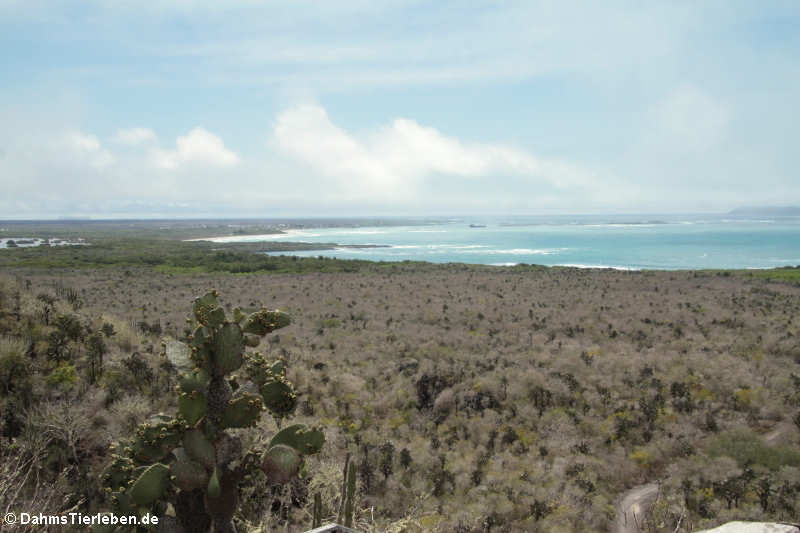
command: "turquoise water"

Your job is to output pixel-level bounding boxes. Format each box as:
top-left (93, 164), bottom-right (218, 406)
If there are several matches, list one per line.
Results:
top-left (201, 215), bottom-right (800, 270)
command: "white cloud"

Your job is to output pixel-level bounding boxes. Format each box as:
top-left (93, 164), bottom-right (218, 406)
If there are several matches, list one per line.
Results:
top-left (65, 130), bottom-right (115, 168)
top-left (272, 103), bottom-right (597, 199)
top-left (152, 127), bottom-right (240, 170)
top-left (113, 127), bottom-right (157, 145)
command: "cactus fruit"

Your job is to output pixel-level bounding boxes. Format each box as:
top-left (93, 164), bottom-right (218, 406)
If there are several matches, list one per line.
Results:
top-left (171, 448), bottom-right (208, 491)
top-left (207, 467), bottom-right (221, 498)
top-left (128, 463), bottom-right (170, 506)
top-left (261, 444), bottom-right (302, 484)
top-left (221, 393), bottom-right (263, 428)
top-left (101, 291), bottom-right (322, 533)
top-left (269, 424), bottom-right (325, 455)
top-left (213, 322), bottom-right (244, 374)
top-left (204, 471), bottom-right (239, 528)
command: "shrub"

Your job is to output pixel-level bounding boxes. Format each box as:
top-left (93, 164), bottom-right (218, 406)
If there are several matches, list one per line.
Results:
top-left (706, 430), bottom-right (800, 470)
top-left (46, 361), bottom-right (77, 389)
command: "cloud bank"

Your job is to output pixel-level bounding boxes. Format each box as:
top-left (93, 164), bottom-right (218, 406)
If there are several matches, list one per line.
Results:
top-left (272, 104), bottom-right (599, 201)
top-left (1, 103), bottom-right (613, 217)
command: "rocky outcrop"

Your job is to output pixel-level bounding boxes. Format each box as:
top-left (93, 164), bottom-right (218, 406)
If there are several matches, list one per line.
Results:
top-left (697, 522), bottom-right (800, 533)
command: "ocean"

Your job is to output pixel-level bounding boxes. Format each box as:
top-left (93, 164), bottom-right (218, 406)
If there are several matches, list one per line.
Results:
top-left (199, 214), bottom-right (800, 270)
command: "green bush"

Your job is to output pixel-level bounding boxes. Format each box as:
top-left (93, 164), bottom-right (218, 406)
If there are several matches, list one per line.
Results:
top-left (47, 361), bottom-right (78, 389)
top-left (706, 430), bottom-right (800, 470)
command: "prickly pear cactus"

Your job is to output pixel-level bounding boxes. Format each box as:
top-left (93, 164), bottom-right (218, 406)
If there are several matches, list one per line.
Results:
top-left (100, 290), bottom-right (325, 533)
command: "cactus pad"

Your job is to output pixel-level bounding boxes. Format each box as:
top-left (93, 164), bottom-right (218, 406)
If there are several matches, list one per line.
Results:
top-left (131, 416), bottom-right (183, 463)
top-left (269, 424), bottom-right (325, 455)
top-left (261, 444), bottom-right (302, 484)
top-left (242, 309), bottom-right (291, 336)
top-left (190, 326), bottom-right (210, 348)
top-left (170, 448), bottom-right (209, 491)
top-left (178, 391), bottom-right (207, 426)
top-left (221, 393), bottom-right (263, 428)
top-left (110, 490), bottom-right (134, 517)
top-left (260, 379), bottom-right (297, 417)
top-left (243, 352), bottom-right (272, 386)
top-left (270, 358), bottom-right (287, 377)
top-left (205, 307), bottom-right (225, 329)
top-left (192, 291), bottom-right (219, 326)
top-left (128, 463), bottom-right (170, 506)
top-left (102, 453), bottom-right (136, 492)
top-left (183, 429), bottom-right (216, 469)
top-left (179, 367), bottom-right (210, 394)
top-left (213, 322), bottom-right (244, 374)
top-left (191, 345), bottom-right (213, 372)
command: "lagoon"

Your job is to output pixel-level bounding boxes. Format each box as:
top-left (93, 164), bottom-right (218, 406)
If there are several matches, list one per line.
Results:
top-left (194, 214), bottom-right (800, 270)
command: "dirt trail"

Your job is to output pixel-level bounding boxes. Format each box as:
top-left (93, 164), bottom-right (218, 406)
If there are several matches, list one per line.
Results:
top-left (764, 421), bottom-right (795, 446)
top-left (613, 420), bottom-right (797, 533)
top-left (614, 483), bottom-right (659, 533)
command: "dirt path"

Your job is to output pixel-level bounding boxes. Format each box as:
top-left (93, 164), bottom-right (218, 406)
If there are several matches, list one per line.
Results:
top-left (614, 483), bottom-right (659, 533)
top-left (764, 420), bottom-right (795, 446)
top-left (612, 419), bottom-right (797, 533)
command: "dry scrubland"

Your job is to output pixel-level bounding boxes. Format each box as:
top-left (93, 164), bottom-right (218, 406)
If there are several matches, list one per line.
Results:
top-left (1, 265), bottom-right (799, 532)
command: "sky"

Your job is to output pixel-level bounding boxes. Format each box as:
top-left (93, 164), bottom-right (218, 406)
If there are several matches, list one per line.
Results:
top-left (1, 0), bottom-right (799, 219)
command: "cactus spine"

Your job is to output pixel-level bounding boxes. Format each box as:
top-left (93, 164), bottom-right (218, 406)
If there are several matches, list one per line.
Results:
top-left (100, 291), bottom-right (325, 533)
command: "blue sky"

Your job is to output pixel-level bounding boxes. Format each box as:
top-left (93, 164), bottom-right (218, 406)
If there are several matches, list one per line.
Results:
top-left (1, 1), bottom-right (799, 218)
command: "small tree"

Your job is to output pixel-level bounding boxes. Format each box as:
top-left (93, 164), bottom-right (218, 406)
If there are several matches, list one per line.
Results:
top-left (87, 332), bottom-right (107, 384)
top-left (100, 290), bottom-right (324, 532)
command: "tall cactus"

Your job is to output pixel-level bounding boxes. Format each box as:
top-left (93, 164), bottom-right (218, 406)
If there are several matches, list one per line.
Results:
top-left (343, 461), bottom-right (357, 528)
top-left (100, 290), bottom-right (324, 533)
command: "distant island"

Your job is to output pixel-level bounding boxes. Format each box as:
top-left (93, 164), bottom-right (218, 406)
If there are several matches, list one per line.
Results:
top-left (728, 206), bottom-right (800, 216)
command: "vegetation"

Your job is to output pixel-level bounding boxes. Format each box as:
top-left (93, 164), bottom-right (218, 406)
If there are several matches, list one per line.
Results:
top-left (1, 223), bottom-right (799, 531)
top-left (99, 290), bottom-right (324, 532)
